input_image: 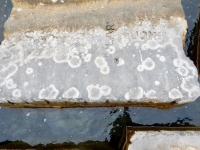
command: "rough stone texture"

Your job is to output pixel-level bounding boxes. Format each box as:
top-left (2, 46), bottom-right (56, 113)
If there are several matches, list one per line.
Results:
top-left (0, 0), bottom-right (199, 107)
top-left (124, 127), bottom-right (200, 150)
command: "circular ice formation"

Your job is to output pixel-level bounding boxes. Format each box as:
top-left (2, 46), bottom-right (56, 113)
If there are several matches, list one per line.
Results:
top-left (156, 54), bottom-right (160, 58)
top-left (23, 82), bottom-right (29, 87)
top-left (39, 84), bottom-right (59, 100)
top-left (134, 43), bottom-right (140, 47)
top-left (6, 79), bottom-right (17, 89)
top-left (125, 87), bottom-right (144, 100)
top-left (38, 62), bottom-right (42, 66)
top-left (100, 85), bottom-right (111, 96)
top-left (119, 37), bottom-right (129, 49)
top-left (94, 57), bottom-right (107, 68)
top-left (53, 53), bottom-right (70, 63)
top-left (145, 90), bottom-right (157, 98)
top-left (173, 58), bottom-right (183, 67)
top-left (169, 88), bottom-right (182, 99)
top-left (100, 66), bottom-right (110, 74)
top-left (87, 84), bottom-right (102, 100)
top-left (159, 56), bottom-right (166, 62)
top-left (12, 89), bottom-right (21, 98)
top-left (188, 85), bottom-right (200, 98)
top-left (176, 66), bottom-right (189, 77)
top-left (142, 57), bottom-right (155, 70)
top-left (68, 56), bottom-right (82, 68)
top-left (137, 65), bottom-right (144, 72)
top-left (107, 46), bottom-right (116, 54)
top-left (146, 40), bottom-right (159, 50)
top-left (141, 44), bottom-right (148, 50)
top-left (155, 81), bottom-right (160, 85)
top-left (180, 76), bottom-right (195, 92)
top-left (62, 87), bottom-right (79, 99)
top-left (26, 68), bottom-right (33, 75)
top-left (83, 53), bottom-right (92, 62)
top-left (117, 58), bottom-right (125, 66)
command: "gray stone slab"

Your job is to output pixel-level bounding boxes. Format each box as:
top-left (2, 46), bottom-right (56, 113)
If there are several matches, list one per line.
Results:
top-left (124, 127), bottom-right (200, 150)
top-left (0, 0), bottom-right (199, 107)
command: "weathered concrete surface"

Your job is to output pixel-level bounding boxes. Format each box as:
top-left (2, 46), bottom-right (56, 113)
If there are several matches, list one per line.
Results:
top-left (124, 127), bottom-right (200, 150)
top-left (0, 0), bottom-right (199, 107)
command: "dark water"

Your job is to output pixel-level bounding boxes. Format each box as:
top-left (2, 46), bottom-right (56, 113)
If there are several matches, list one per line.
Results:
top-left (0, 0), bottom-right (200, 149)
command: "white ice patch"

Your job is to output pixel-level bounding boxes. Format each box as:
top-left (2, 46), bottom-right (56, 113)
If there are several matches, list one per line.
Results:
top-left (26, 112), bottom-right (30, 116)
top-left (0, 64), bottom-right (18, 87)
top-left (87, 84), bottom-right (102, 101)
top-left (23, 82), bottom-right (29, 87)
top-left (87, 84), bottom-right (111, 100)
top-left (39, 84), bottom-right (59, 100)
top-left (137, 65), bottom-right (144, 72)
top-left (141, 44), bottom-right (148, 51)
top-left (142, 57), bottom-right (155, 71)
top-left (117, 58), bottom-right (125, 66)
top-left (52, 0), bottom-right (58, 2)
top-left (6, 78), bottom-right (17, 89)
top-left (94, 57), bottom-right (107, 68)
top-left (173, 58), bottom-right (183, 67)
top-left (118, 36), bottom-right (129, 49)
top-left (159, 56), bottom-right (166, 62)
top-left (146, 40), bottom-right (160, 50)
top-left (176, 66), bottom-right (189, 77)
top-left (100, 85), bottom-right (112, 96)
top-left (62, 87), bottom-right (79, 99)
top-left (95, 57), bottom-right (110, 74)
top-left (125, 87), bottom-right (144, 100)
top-left (107, 46), bottom-right (116, 54)
top-left (26, 68), bottom-right (33, 75)
top-left (155, 81), bottom-right (160, 85)
top-left (100, 66), bottom-right (110, 74)
top-left (145, 90), bottom-right (157, 99)
top-left (38, 62), bottom-right (42, 66)
top-left (12, 89), bottom-right (21, 98)
top-left (169, 88), bottom-right (183, 99)
top-left (180, 76), bottom-right (200, 98)
top-left (83, 53), bottom-right (92, 62)
top-left (68, 56), bottom-right (82, 68)
top-left (156, 54), bottom-right (160, 58)
top-left (134, 42), bottom-right (140, 49)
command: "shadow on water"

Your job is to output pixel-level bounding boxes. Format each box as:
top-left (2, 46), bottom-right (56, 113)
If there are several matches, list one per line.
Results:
top-left (186, 13), bottom-right (200, 73)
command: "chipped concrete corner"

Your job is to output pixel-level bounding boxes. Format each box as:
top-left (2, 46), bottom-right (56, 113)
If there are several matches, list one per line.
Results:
top-left (123, 127), bottom-right (200, 150)
top-left (0, 0), bottom-right (199, 108)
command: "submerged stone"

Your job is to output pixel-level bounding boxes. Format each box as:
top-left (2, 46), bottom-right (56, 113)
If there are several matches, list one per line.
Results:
top-left (0, 0), bottom-right (199, 107)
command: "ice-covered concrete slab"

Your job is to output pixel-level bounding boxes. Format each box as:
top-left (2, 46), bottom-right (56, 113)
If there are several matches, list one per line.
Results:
top-left (123, 127), bottom-right (200, 150)
top-left (0, 0), bottom-right (199, 107)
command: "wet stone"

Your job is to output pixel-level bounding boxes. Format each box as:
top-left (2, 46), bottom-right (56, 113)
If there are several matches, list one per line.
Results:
top-left (0, 0), bottom-right (199, 107)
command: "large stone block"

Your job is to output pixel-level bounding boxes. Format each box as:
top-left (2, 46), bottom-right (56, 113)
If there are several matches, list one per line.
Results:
top-left (0, 0), bottom-right (199, 108)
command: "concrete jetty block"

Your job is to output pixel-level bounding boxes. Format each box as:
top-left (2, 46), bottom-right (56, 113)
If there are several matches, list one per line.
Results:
top-left (0, 0), bottom-right (199, 108)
